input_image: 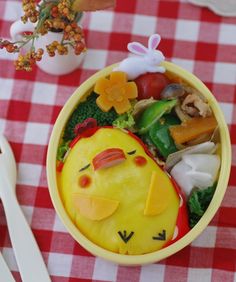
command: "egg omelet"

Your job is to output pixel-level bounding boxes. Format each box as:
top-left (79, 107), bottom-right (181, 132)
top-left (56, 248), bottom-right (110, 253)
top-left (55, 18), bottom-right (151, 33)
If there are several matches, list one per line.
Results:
top-left (58, 127), bottom-right (182, 255)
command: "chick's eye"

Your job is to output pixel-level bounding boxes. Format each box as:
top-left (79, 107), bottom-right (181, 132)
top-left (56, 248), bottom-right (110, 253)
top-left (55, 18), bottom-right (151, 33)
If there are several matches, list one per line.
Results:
top-left (134, 156), bottom-right (147, 166)
top-left (78, 174), bottom-right (91, 188)
top-left (79, 163), bottom-right (90, 172)
top-left (127, 150), bottom-right (136, 155)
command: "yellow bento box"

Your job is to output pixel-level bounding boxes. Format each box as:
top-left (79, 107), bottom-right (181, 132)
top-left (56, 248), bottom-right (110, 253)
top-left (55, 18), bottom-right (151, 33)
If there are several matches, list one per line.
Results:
top-left (46, 61), bottom-right (231, 265)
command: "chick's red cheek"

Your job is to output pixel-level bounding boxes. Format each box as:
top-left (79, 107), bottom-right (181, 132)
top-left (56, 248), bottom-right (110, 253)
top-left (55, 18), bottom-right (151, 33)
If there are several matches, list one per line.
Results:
top-left (134, 156), bottom-right (147, 166)
top-left (79, 175), bottom-right (91, 188)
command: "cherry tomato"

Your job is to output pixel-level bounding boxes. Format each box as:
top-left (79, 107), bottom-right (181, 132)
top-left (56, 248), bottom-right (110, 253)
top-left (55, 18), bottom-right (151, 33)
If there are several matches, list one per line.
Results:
top-left (134, 73), bottom-right (170, 100)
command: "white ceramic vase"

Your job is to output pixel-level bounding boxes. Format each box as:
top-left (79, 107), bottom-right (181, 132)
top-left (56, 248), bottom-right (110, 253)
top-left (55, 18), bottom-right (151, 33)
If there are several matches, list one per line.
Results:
top-left (10, 19), bottom-right (86, 75)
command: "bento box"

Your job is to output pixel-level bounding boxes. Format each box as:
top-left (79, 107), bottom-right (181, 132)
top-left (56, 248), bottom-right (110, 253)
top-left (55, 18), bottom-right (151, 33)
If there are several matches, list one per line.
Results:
top-left (46, 34), bottom-right (231, 265)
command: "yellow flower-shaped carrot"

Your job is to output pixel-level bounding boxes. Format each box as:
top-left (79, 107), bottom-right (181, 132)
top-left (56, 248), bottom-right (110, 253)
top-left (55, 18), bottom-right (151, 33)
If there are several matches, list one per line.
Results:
top-left (94, 71), bottom-right (138, 114)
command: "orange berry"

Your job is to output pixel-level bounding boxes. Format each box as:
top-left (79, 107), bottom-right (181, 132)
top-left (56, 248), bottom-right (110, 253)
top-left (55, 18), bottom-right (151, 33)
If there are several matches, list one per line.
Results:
top-left (48, 51), bottom-right (55, 57)
top-left (63, 7), bottom-right (69, 15)
top-left (37, 48), bottom-right (44, 55)
top-left (52, 41), bottom-right (59, 47)
top-left (74, 34), bottom-right (81, 42)
top-left (53, 20), bottom-right (62, 29)
top-left (30, 16), bottom-right (37, 23)
top-left (65, 25), bottom-right (72, 32)
top-left (71, 22), bottom-right (77, 28)
top-left (57, 44), bottom-right (63, 51)
top-left (6, 44), bottom-right (15, 53)
top-left (52, 6), bottom-right (58, 12)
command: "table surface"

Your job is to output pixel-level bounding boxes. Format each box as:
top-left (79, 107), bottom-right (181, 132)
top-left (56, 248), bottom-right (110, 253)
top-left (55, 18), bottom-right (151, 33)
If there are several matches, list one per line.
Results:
top-left (0, 0), bottom-right (236, 281)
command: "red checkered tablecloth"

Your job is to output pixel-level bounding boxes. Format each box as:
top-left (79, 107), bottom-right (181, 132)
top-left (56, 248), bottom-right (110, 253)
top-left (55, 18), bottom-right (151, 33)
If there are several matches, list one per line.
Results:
top-left (0, 1), bottom-right (236, 281)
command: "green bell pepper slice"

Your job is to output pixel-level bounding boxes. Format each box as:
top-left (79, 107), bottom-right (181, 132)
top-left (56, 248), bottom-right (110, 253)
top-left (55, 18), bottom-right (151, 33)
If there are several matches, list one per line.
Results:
top-left (137, 99), bottom-right (177, 134)
top-left (148, 114), bottom-right (180, 159)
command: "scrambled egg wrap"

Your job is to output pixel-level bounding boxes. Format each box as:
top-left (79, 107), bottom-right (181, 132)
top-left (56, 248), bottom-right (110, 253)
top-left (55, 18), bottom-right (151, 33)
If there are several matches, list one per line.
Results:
top-left (58, 128), bottom-right (181, 255)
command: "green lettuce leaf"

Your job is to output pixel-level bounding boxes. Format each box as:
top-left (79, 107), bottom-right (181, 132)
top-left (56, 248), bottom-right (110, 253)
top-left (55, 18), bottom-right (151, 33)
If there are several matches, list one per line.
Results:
top-left (188, 183), bottom-right (217, 228)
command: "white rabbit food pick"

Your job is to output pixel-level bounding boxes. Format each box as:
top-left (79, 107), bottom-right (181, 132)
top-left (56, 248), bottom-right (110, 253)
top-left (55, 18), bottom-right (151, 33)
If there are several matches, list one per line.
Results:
top-left (114, 34), bottom-right (166, 80)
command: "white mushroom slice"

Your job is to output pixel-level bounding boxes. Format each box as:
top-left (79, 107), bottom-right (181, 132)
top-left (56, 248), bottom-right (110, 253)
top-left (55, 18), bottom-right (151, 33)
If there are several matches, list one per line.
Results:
top-left (170, 154), bottom-right (220, 197)
top-left (165, 141), bottom-right (217, 170)
top-left (175, 104), bottom-right (191, 122)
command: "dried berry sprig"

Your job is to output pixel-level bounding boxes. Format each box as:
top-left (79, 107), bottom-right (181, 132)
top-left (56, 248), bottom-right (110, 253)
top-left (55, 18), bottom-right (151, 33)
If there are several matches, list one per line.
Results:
top-left (0, 39), bottom-right (19, 53)
top-left (21, 0), bottom-right (39, 23)
top-left (0, 33), bottom-right (38, 54)
top-left (62, 21), bottom-right (86, 54)
top-left (46, 40), bottom-right (68, 56)
top-left (15, 48), bottom-right (44, 71)
top-left (0, 33), bottom-right (44, 71)
top-left (0, 0), bottom-right (86, 71)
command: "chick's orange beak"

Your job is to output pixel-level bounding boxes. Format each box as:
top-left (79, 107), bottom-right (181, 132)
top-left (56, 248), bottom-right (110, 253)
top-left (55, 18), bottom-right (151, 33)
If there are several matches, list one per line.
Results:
top-left (92, 148), bottom-right (126, 171)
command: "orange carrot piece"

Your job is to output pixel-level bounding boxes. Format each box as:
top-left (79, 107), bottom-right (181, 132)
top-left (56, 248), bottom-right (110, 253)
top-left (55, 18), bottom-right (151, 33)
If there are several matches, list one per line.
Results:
top-left (94, 71), bottom-right (137, 114)
top-left (169, 116), bottom-right (217, 144)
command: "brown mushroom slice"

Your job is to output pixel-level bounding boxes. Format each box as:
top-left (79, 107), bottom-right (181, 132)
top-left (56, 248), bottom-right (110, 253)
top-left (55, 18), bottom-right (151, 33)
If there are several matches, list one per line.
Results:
top-left (160, 83), bottom-right (185, 100)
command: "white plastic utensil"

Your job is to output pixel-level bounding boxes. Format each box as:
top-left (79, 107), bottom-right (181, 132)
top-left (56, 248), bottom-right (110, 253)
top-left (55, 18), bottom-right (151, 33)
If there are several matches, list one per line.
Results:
top-left (0, 135), bottom-right (51, 282)
top-left (0, 252), bottom-right (15, 282)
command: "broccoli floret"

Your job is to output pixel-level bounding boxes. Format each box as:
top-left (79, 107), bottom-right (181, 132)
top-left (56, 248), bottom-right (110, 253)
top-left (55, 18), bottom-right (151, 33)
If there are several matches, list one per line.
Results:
top-left (187, 183), bottom-right (216, 228)
top-left (63, 92), bottom-right (118, 141)
top-left (112, 109), bottom-right (135, 130)
top-left (112, 99), bottom-right (137, 131)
